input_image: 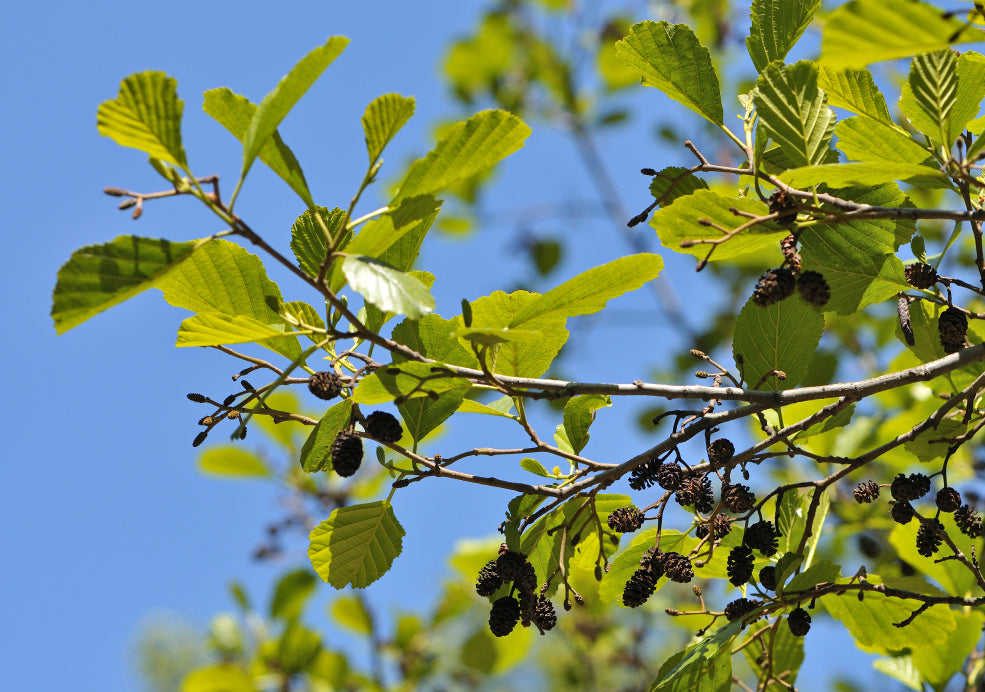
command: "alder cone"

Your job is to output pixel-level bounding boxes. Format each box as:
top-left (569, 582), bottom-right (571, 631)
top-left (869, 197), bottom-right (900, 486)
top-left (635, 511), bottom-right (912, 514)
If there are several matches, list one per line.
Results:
top-left (938, 307), bottom-right (968, 354)
top-left (787, 607), bottom-right (812, 636)
top-left (489, 596), bottom-right (520, 637)
top-left (330, 432), bottom-right (363, 477)
top-left (607, 506), bottom-right (645, 533)
top-left (796, 270), bottom-right (830, 307)
top-left (752, 267), bottom-right (796, 307)
top-left (727, 545), bottom-right (754, 586)
top-left (936, 487), bottom-right (961, 513)
top-left (476, 559), bottom-right (502, 597)
top-left (904, 262), bottom-right (938, 289)
top-left (308, 371), bottom-right (344, 400)
top-left (364, 411), bottom-right (403, 444)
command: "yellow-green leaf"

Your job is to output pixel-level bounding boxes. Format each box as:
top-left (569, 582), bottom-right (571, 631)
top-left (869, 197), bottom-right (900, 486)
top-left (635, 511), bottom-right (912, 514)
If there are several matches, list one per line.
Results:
top-left (308, 500), bottom-right (404, 589)
top-left (52, 235), bottom-right (197, 334)
top-left (97, 71), bottom-right (187, 167)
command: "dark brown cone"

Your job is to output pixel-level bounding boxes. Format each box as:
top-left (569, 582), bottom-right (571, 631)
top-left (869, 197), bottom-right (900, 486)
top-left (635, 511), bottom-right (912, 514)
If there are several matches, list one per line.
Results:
top-left (752, 267), bottom-right (796, 307)
top-left (905, 262), bottom-right (938, 289)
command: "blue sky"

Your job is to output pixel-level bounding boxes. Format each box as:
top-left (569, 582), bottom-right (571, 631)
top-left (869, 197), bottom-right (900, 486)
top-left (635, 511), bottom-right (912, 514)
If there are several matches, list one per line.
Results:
top-left (1, 2), bottom-right (883, 690)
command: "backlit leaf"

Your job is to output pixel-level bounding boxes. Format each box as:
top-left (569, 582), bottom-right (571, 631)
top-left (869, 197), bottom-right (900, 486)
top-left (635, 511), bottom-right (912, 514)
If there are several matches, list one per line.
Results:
top-left (155, 240), bottom-right (302, 360)
top-left (464, 291), bottom-right (568, 378)
top-left (97, 72), bottom-right (187, 167)
top-left (651, 190), bottom-right (786, 263)
top-left (242, 36), bottom-right (349, 179)
top-left (176, 312), bottom-right (297, 347)
top-left (396, 110), bottom-right (530, 201)
top-left (203, 87), bottom-right (313, 207)
top-left (746, 0), bottom-right (821, 73)
top-left (823, 577), bottom-right (956, 653)
top-left (290, 207), bottom-right (347, 279)
top-left (308, 500), bottom-right (405, 588)
top-left (52, 235), bottom-right (197, 334)
top-left (615, 21), bottom-right (724, 124)
top-left (754, 60), bottom-right (836, 168)
top-left (508, 254), bottom-right (663, 327)
top-left (900, 50), bottom-right (958, 145)
top-left (822, 0), bottom-right (980, 68)
top-left (563, 394), bottom-right (612, 455)
top-left (733, 296), bottom-right (824, 390)
top-left (362, 93), bottom-right (415, 162)
top-left (835, 117), bottom-right (930, 165)
top-left (818, 65), bottom-right (894, 124)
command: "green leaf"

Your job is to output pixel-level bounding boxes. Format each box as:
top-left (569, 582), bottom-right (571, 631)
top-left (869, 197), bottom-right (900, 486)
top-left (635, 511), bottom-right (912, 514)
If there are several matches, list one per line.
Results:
top-left (562, 394), bottom-right (612, 455)
top-left (97, 72), bottom-right (187, 168)
top-left (952, 53), bottom-right (985, 142)
top-left (821, 0), bottom-right (980, 68)
top-left (282, 301), bottom-right (327, 345)
top-left (754, 60), bottom-right (836, 168)
top-left (783, 559), bottom-right (841, 593)
top-left (799, 186), bottom-right (914, 314)
top-left (352, 361), bottom-right (470, 405)
top-left (176, 312), bottom-right (298, 347)
top-left (392, 313), bottom-right (478, 368)
top-left (398, 388), bottom-right (467, 444)
top-left (52, 235), bottom-right (197, 334)
top-left (650, 190), bottom-right (787, 263)
top-left (615, 21), bottom-right (724, 125)
top-left (454, 327), bottom-right (545, 346)
top-left (905, 417), bottom-right (967, 462)
top-left (742, 620), bottom-right (805, 691)
top-left (746, 0), bottom-right (822, 73)
top-left (911, 610), bottom-right (985, 690)
top-left (508, 254), bottom-right (663, 327)
top-left (733, 296), bottom-right (824, 390)
top-left (308, 500), bottom-right (404, 588)
top-left (780, 162), bottom-right (949, 188)
top-left (180, 665), bottom-right (254, 692)
top-left (341, 256), bottom-right (435, 320)
top-left (873, 657), bottom-right (923, 692)
top-left (269, 568), bottom-right (317, 621)
top-left (334, 197), bottom-right (441, 280)
top-left (465, 291), bottom-right (569, 378)
top-left (330, 596), bottom-right (374, 635)
top-left (457, 398), bottom-right (518, 419)
top-left (901, 50), bottom-right (959, 145)
top-left (823, 577), bottom-right (956, 653)
top-left (289, 207), bottom-right (347, 280)
top-left (835, 117), bottom-right (931, 165)
top-left (396, 110), bottom-right (530, 201)
top-left (520, 457), bottom-right (552, 477)
top-left (203, 87), bottom-right (313, 207)
top-left (198, 446), bottom-right (270, 479)
top-left (299, 400), bottom-right (354, 473)
top-left (155, 239), bottom-right (302, 360)
top-left (776, 489), bottom-right (830, 565)
top-left (818, 66), bottom-right (894, 124)
top-left (241, 36), bottom-right (349, 179)
top-left (523, 495), bottom-right (628, 596)
top-left (362, 93), bottom-right (415, 163)
top-left (649, 622), bottom-right (740, 692)
top-left (648, 167), bottom-right (709, 206)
